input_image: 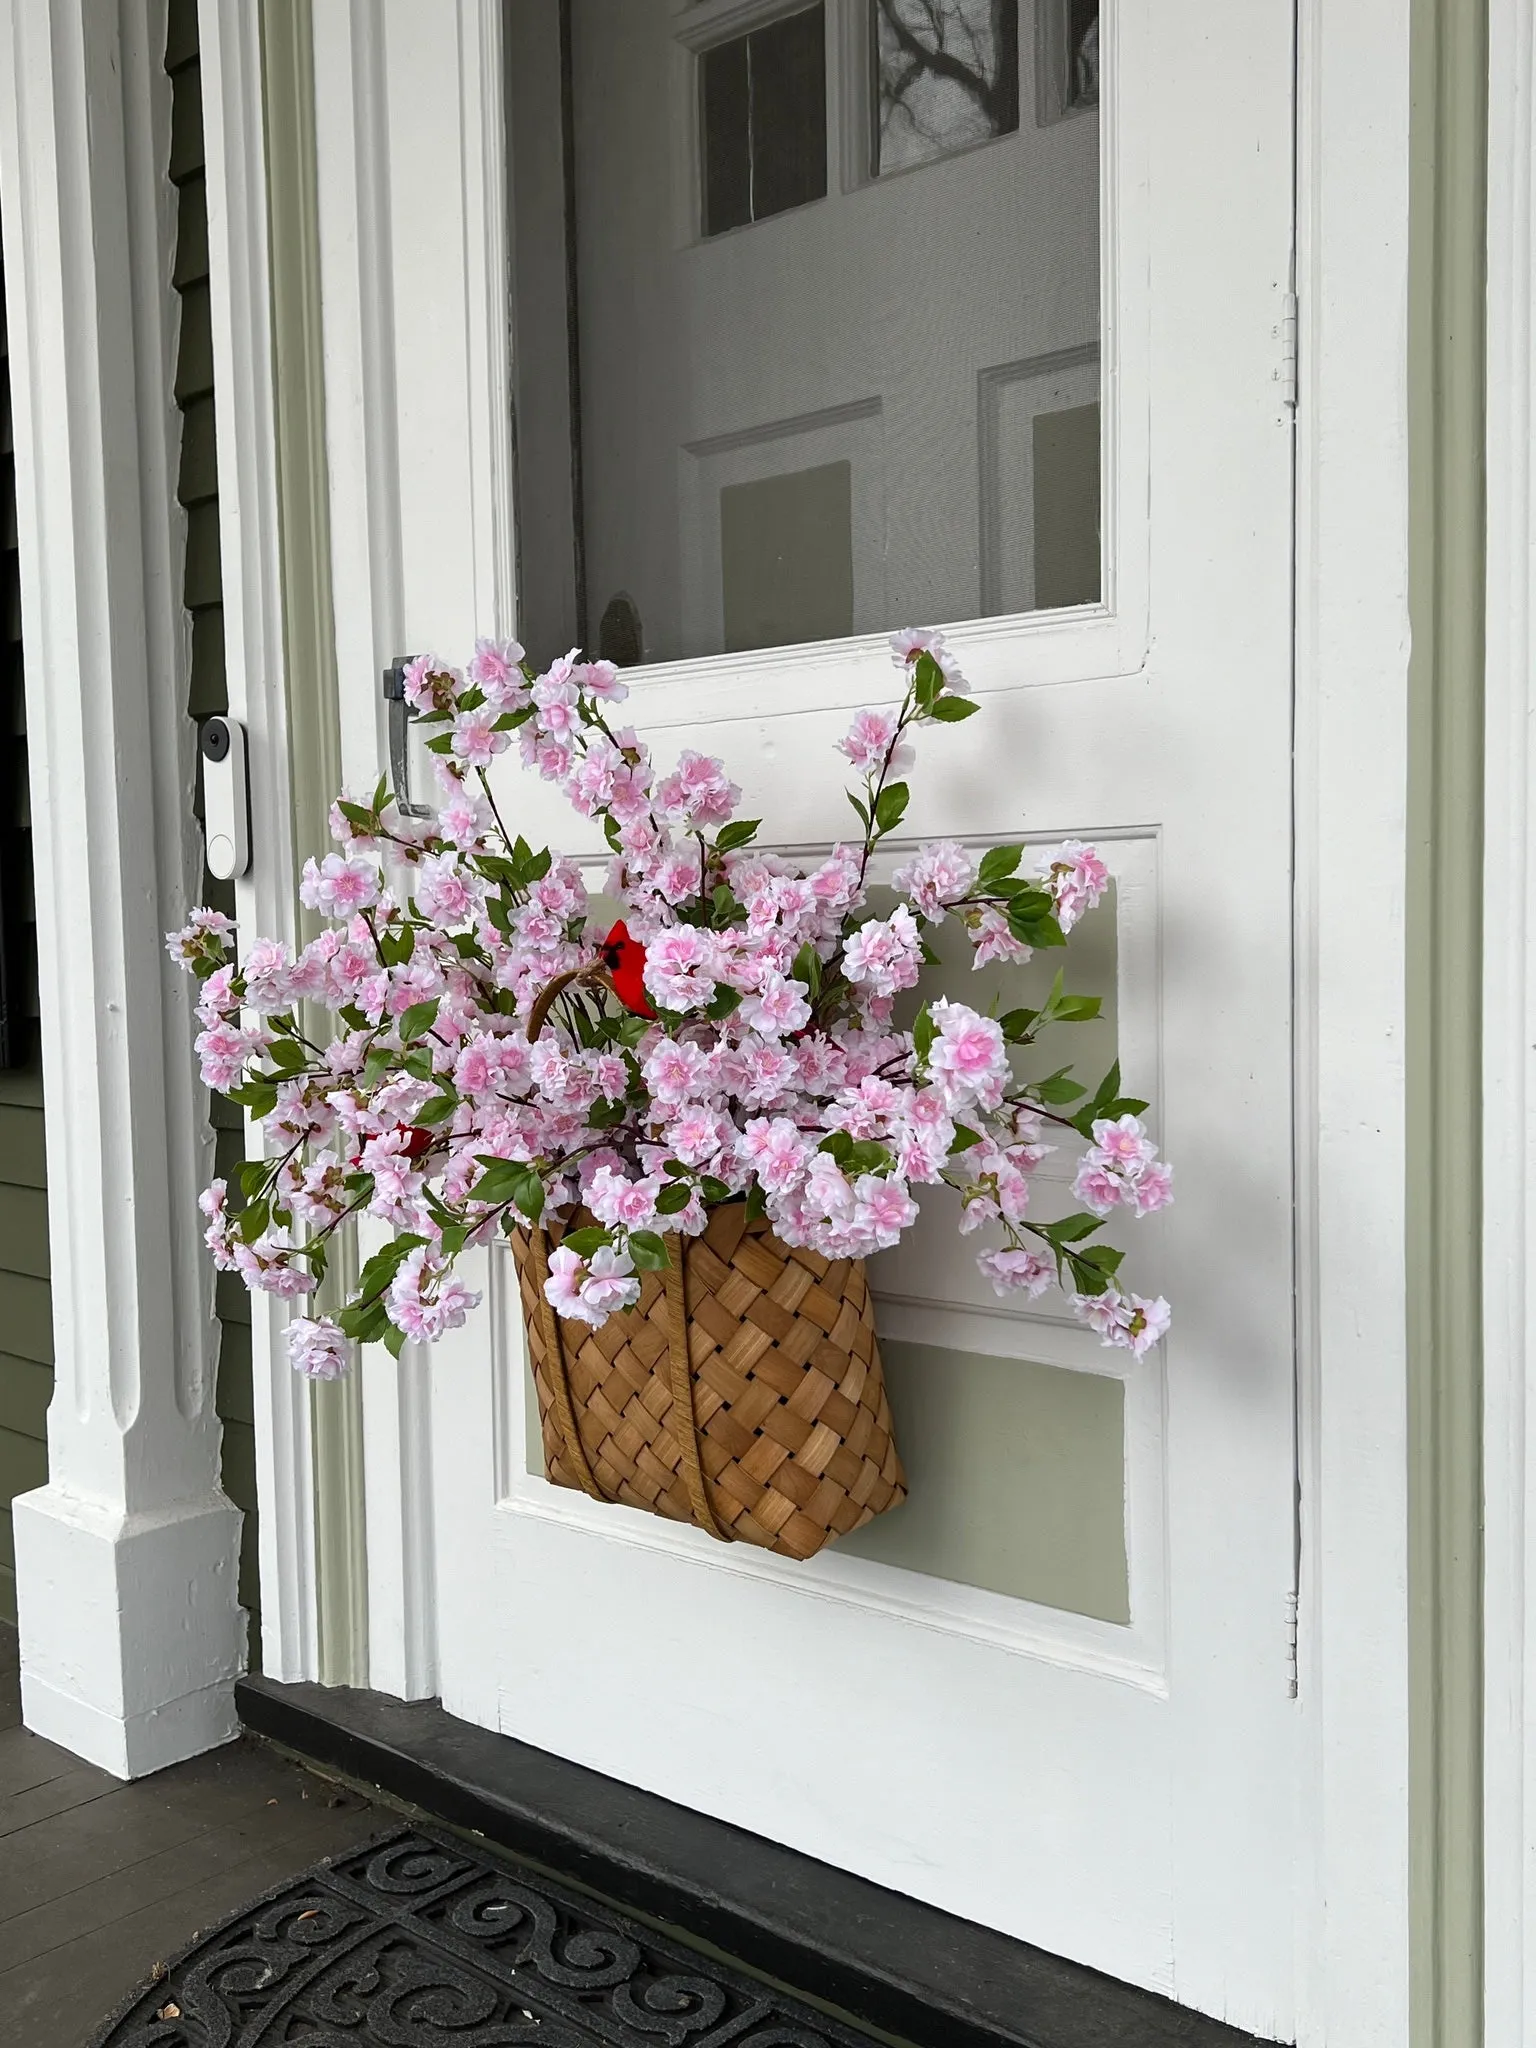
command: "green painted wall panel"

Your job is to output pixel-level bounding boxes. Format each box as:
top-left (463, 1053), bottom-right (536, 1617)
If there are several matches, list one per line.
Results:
top-left (0, 1183), bottom-right (46, 1278)
top-left (0, 1103), bottom-right (43, 1187)
top-left (172, 282), bottom-right (213, 404)
top-left (0, 1264), bottom-right (47, 1366)
top-left (0, 1353), bottom-right (47, 1440)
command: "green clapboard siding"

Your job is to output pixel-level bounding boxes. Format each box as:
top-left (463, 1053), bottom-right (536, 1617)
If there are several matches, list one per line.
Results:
top-left (0, 208), bottom-right (50, 1622)
top-left (167, 0), bottom-right (257, 1661)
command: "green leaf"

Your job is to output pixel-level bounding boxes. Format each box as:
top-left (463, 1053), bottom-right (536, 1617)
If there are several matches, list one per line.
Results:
top-left (416, 1091), bottom-right (458, 1126)
top-left (235, 1196), bottom-right (270, 1243)
top-left (1033, 1071), bottom-right (1087, 1104)
top-left (337, 799), bottom-right (376, 828)
top-left (714, 818), bottom-right (760, 853)
top-left (1089, 1061), bottom-right (1122, 1113)
top-left (912, 1002), bottom-right (936, 1063)
top-left (948, 1124), bottom-right (982, 1155)
top-left (469, 1159), bottom-right (542, 1212)
top-left (873, 781), bottom-right (910, 833)
top-left (791, 943), bottom-right (823, 996)
top-left (655, 1181), bottom-right (692, 1216)
top-left (399, 999), bottom-right (440, 1044)
top-left (267, 1037), bottom-right (307, 1075)
top-left (383, 1323), bottom-right (408, 1358)
top-left (706, 983), bottom-right (742, 1021)
top-left (1045, 1212), bottom-right (1102, 1243)
top-left (846, 790), bottom-right (870, 828)
top-left (699, 1175), bottom-right (731, 1204)
top-left (979, 844), bottom-right (1024, 889)
top-left (238, 1159), bottom-right (269, 1199)
top-left (1052, 994), bottom-right (1103, 1023)
top-left (562, 1226), bottom-right (611, 1258)
top-left (425, 732), bottom-right (455, 755)
top-left (603, 813), bottom-right (623, 852)
top-left (998, 1007), bottom-right (1040, 1042)
top-left (1074, 1242), bottom-right (1125, 1277)
top-left (843, 1139), bottom-right (892, 1175)
top-left (928, 695), bottom-right (979, 722)
top-left (228, 1081), bottom-right (279, 1119)
top-left (379, 928), bottom-right (416, 967)
top-left (1067, 1257), bottom-right (1114, 1297)
top-left (744, 1184), bottom-right (768, 1224)
top-left (340, 1297), bottom-right (392, 1344)
top-left (355, 1232), bottom-right (426, 1300)
top-left (817, 1130), bottom-right (854, 1165)
top-left (526, 847), bottom-right (552, 882)
top-left (627, 1230), bottom-right (670, 1271)
top-left (913, 650), bottom-right (942, 710)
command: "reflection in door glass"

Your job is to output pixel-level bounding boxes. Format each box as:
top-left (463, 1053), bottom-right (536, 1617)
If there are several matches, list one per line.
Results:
top-left (504, 0), bottom-right (1100, 672)
top-left (873, 1), bottom-right (1020, 176)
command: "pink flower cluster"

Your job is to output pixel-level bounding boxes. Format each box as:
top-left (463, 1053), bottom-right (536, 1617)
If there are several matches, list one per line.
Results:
top-left (168, 627), bottom-right (1168, 1379)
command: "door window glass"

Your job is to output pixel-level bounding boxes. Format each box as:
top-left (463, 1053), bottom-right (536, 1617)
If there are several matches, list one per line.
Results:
top-left (873, 0), bottom-right (1020, 176)
top-left (505, 0), bottom-right (1101, 671)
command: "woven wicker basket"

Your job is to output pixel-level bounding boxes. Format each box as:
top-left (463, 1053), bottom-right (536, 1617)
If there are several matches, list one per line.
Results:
top-left (510, 1201), bottom-right (907, 1559)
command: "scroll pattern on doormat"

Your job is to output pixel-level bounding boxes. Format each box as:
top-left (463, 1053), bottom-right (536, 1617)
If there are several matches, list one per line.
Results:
top-left (89, 1824), bottom-right (875, 2046)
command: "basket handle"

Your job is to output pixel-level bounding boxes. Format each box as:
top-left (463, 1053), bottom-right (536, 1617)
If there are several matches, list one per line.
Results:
top-left (524, 971), bottom-right (731, 1541)
top-left (662, 1236), bottom-right (731, 1544)
top-left (527, 1225), bottom-right (605, 1503)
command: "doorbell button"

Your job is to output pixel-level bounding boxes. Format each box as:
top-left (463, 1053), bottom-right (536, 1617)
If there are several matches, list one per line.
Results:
top-left (200, 715), bottom-right (250, 880)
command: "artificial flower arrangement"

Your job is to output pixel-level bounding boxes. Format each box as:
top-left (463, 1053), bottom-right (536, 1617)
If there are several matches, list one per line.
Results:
top-left (168, 631), bottom-right (1172, 1393)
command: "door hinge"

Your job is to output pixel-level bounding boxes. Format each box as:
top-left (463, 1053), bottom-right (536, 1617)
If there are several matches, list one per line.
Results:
top-left (1276, 290), bottom-right (1299, 414)
top-left (1285, 1588), bottom-right (1299, 1697)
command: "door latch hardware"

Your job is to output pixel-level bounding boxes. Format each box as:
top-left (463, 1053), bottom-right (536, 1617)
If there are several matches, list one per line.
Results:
top-left (382, 656), bottom-right (433, 817)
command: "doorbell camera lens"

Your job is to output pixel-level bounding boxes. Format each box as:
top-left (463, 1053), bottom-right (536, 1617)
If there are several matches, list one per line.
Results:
top-left (202, 717), bottom-right (231, 763)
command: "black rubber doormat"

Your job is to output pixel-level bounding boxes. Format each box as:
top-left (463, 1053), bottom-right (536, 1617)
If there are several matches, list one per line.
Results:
top-left (88, 1824), bottom-right (877, 2047)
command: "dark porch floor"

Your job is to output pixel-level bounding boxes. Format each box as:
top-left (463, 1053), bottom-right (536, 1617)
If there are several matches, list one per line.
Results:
top-left (0, 1621), bottom-right (379, 2048)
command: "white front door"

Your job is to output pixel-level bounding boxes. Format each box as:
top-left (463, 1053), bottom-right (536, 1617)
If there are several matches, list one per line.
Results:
top-left (315, 1), bottom-right (1299, 2034)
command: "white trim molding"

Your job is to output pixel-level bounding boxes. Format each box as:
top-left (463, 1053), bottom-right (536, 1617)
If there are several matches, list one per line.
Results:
top-left (1483, 0), bottom-right (1535, 2039)
top-left (197, 0), bottom-right (320, 1684)
top-left (0, 0), bottom-right (244, 1775)
top-left (1292, 0), bottom-right (1415, 2041)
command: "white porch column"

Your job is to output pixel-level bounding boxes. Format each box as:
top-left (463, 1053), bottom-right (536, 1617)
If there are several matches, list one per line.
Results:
top-left (0, 0), bottom-right (244, 1774)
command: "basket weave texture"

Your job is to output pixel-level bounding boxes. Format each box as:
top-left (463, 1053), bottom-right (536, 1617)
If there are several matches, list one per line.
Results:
top-left (510, 1202), bottom-right (907, 1560)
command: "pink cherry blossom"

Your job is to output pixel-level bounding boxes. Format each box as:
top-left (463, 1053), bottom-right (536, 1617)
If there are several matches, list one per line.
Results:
top-left (838, 708), bottom-right (913, 776)
top-left (1037, 840), bottom-right (1110, 933)
top-left (842, 907), bottom-right (923, 999)
top-left (741, 972), bottom-right (812, 1038)
top-left (925, 1000), bottom-right (1009, 1112)
top-left (892, 841), bottom-right (974, 920)
top-left (977, 1247), bottom-right (1055, 1298)
top-left (451, 707), bottom-right (508, 769)
top-left (287, 1316), bottom-right (350, 1380)
top-left (1073, 1289), bottom-right (1171, 1358)
top-left (469, 636), bottom-right (528, 707)
top-left (654, 750), bottom-right (740, 828)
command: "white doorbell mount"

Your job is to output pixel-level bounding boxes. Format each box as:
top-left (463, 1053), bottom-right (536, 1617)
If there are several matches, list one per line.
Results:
top-left (201, 715), bottom-right (250, 881)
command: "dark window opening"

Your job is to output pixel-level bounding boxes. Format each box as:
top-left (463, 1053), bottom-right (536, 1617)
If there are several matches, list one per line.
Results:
top-left (701, 6), bottom-right (827, 237)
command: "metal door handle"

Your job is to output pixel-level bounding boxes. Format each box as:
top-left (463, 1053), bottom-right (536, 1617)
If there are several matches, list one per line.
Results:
top-left (382, 656), bottom-right (433, 817)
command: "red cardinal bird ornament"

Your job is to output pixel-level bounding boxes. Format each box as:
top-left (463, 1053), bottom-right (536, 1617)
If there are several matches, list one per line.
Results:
top-left (599, 920), bottom-right (655, 1018)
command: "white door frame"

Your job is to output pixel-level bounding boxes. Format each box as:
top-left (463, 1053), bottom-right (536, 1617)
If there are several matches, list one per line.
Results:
top-left (200, 1), bottom-right (1417, 2034)
top-left (1482, 1), bottom-right (1536, 2041)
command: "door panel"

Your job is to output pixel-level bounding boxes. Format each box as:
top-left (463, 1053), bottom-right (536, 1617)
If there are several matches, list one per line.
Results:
top-left (351, 1), bottom-right (1300, 2033)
